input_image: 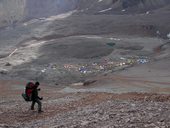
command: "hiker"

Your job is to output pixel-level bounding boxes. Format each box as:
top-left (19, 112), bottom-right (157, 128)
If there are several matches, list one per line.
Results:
top-left (30, 82), bottom-right (43, 113)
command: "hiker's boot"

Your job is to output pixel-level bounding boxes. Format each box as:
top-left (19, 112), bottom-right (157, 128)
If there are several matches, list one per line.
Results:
top-left (38, 110), bottom-right (43, 113)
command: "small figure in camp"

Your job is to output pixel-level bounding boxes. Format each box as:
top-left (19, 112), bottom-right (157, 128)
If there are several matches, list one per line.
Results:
top-left (22, 81), bottom-right (43, 113)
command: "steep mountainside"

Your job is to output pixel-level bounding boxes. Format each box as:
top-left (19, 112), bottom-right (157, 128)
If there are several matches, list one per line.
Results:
top-left (0, 0), bottom-right (77, 27)
top-left (0, 0), bottom-right (26, 27)
top-left (76, 0), bottom-right (170, 14)
top-left (25, 0), bottom-right (77, 19)
top-left (0, 0), bottom-right (170, 27)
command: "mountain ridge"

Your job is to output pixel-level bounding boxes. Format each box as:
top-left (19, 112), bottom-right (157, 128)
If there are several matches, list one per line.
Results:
top-left (0, 0), bottom-right (170, 27)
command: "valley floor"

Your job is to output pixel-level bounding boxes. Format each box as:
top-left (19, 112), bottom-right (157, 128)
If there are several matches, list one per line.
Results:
top-left (0, 12), bottom-right (170, 127)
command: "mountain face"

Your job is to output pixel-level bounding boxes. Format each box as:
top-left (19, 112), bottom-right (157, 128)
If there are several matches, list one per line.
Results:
top-left (0, 0), bottom-right (170, 85)
top-left (25, 0), bottom-right (77, 20)
top-left (0, 0), bottom-right (77, 27)
top-left (118, 0), bottom-right (170, 10)
top-left (76, 0), bottom-right (170, 14)
top-left (0, 0), bottom-right (170, 27)
top-left (0, 0), bottom-right (26, 27)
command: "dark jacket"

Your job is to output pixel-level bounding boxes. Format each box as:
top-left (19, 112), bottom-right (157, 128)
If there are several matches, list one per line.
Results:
top-left (31, 88), bottom-right (41, 101)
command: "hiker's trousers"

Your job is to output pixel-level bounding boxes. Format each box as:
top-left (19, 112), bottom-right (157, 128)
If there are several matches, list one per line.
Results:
top-left (31, 99), bottom-right (42, 111)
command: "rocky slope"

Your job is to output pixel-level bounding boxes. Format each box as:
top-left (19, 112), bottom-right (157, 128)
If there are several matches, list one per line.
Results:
top-left (25, 0), bottom-right (77, 20)
top-left (0, 0), bottom-right (77, 27)
top-left (76, 0), bottom-right (170, 14)
top-left (0, 81), bottom-right (170, 128)
top-left (0, 0), bottom-right (26, 27)
top-left (0, 0), bottom-right (170, 27)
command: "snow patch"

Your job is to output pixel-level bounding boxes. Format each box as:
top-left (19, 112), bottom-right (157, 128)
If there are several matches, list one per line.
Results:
top-left (98, 0), bottom-right (103, 2)
top-left (27, 40), bottom-right (47, 47)
top-left (146, 11), bottom-right (150, 14)
top-left (99, 8), bottom-right (112, 13)
top-left (23, 10), bottom-right (77, 26)
top-left (79, 35), bottom-right (103, 39)
top-left (8, 49), bottom-right (18, 57)
top-left (45, 10), bottom-right (77, 21)
top-left (109, 38), bottom-right (121, 41)
top-left (23, 19), bottom-right (39, 26)
top-left (167, 33), bottom-right (170, 39)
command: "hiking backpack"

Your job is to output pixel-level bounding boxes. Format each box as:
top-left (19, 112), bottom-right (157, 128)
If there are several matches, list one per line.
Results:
top-left (22, 82), bottom-right (35, 101)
